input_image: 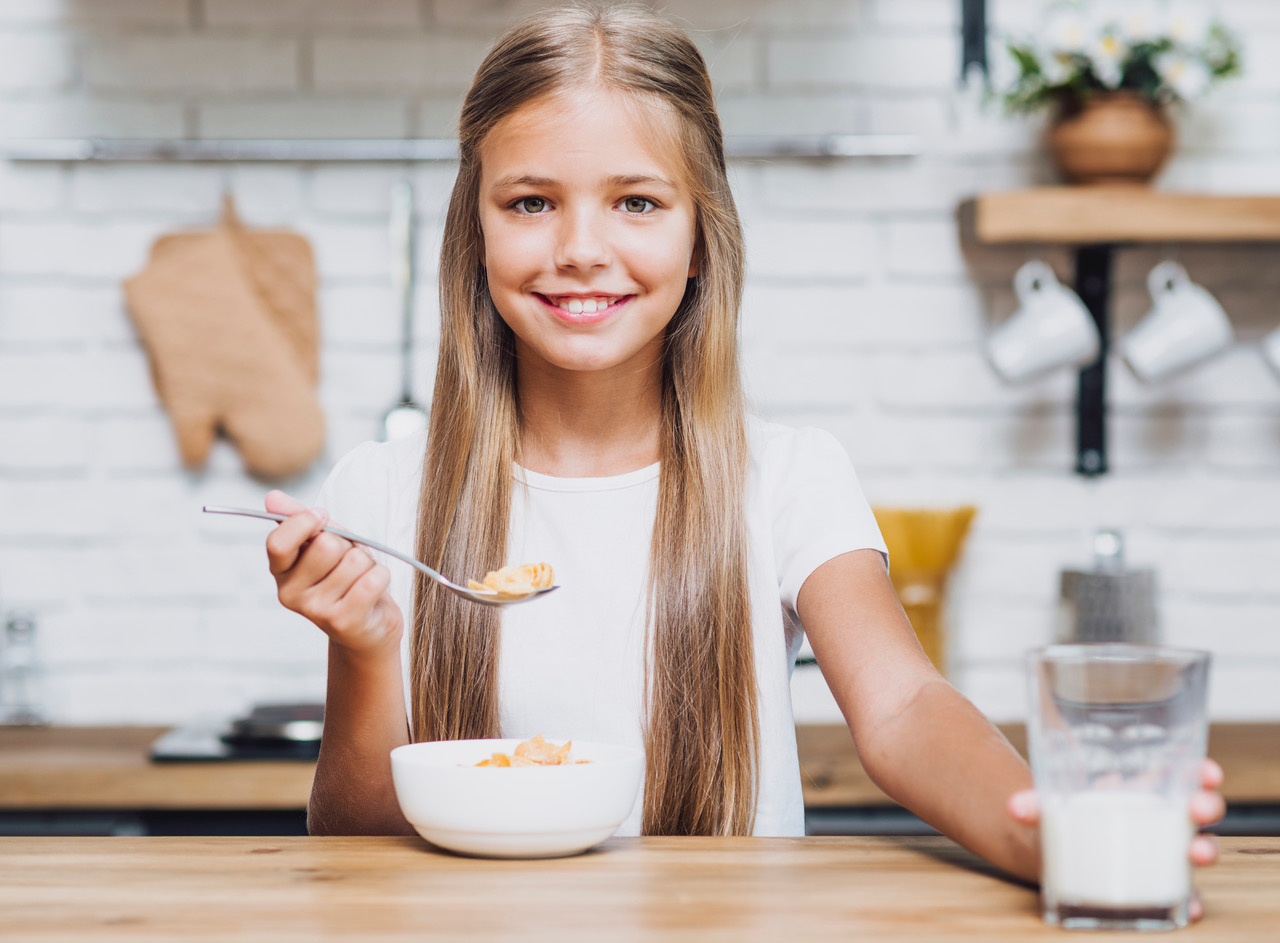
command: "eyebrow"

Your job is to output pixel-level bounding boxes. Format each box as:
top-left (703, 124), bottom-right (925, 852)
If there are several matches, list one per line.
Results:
top-left (488, 173), bottom-right (678, 192)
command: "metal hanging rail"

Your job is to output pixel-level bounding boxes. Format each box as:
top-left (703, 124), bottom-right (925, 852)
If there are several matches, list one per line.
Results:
top-left (1, 134), bottom-right (919, 163)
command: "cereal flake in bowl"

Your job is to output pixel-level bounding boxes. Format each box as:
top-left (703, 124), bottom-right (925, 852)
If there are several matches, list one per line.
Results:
top-left (390, 736), bottom-right (643, 858)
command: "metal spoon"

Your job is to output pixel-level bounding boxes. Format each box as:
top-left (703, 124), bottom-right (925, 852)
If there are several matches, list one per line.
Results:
top-left (202, 506), bottom-right (558, 607)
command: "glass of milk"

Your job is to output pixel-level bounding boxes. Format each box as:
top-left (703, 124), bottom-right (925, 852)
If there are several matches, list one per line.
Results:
top-left (1027, 644), bottom-right (1211, 931)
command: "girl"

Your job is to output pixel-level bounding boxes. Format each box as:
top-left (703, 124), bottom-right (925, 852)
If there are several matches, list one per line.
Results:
top-left (264, 0), bottom-right (1222, 893)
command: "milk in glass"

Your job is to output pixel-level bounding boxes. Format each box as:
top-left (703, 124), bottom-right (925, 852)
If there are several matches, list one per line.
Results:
top-left (1027, 644), bottom-right (1210, 931)
top-left (1041, 791), bottom-right (1193, 908)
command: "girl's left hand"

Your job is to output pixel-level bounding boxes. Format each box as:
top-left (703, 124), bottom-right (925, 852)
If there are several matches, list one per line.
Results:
top-left (1007, 758), bottom-right (1226, 921)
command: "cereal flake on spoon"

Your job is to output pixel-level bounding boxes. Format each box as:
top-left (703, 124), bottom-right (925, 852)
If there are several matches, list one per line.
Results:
top-left (468, 562), bottom-right (554, 596)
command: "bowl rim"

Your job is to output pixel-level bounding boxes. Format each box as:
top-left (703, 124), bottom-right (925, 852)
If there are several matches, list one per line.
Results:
top-left (390, 737), bottom-right (644, 769)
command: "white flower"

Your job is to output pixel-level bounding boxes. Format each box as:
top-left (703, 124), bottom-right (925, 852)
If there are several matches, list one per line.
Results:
top-left (1155, 50), bottom-right (1212, 99)
top-left (1115, 0), bottom-right (1164, 44)
top-left (1088, 31), bottom-right (1129, 88)
top-left (1041, 48), bottom-right (1078, 85)
top-left (1044, 5), bottom-right (1091, 55)
top-left (1167, 1), bottom-right (1213, 47)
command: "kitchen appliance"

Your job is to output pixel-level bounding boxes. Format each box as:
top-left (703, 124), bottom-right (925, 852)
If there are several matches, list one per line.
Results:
top-left (1057, 530), bottom-right (1158, 645)
top-left (150, 702), bottom-right (322, 762)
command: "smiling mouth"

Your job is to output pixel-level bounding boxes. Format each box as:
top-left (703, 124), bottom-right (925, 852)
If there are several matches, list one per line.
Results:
top-left (536, 293), bottom-right (631, 315)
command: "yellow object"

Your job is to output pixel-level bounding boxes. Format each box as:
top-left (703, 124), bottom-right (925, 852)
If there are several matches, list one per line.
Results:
top-left (872, 507), bottom-right (977, 676)
top-left (466, 562), bottom-right (555, 596)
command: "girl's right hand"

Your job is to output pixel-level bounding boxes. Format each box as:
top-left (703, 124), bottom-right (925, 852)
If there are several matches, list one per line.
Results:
top-left (263, 489), bottom-right (403, 656)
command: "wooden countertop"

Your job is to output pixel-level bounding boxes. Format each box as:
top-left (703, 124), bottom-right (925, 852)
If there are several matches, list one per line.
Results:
top-left (0, 726), bottom-right (313, 810)
top-left (3, 723), bottom-right (1277, 811)
top-left (798, 722), bottom-right (1280, 807)
top-left (2, 835), bottom-right (1277, 941)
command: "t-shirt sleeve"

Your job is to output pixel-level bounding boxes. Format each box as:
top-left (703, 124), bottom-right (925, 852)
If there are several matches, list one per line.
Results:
top-left (768, 426), bottom-right (887, 613)
top-left (312, 440), bottom-right (393, 552)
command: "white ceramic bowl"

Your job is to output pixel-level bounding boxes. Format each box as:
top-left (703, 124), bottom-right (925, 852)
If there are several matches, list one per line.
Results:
top-left (390, 738), bottom-right (644, 858)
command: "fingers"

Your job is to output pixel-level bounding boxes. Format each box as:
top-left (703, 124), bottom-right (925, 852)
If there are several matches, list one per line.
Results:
top-left (1191, 790), bottom-right (1226, 827)
top-left (1190, 834), bottom-right (1219, 868)
top-left (279, 538), bottom-right (391, 632)
top-left (337, 556), bottom-right (393, 622)
top-left (265, 489), bottom-right (308, 515)
top-left (311, 544), bottom-right (380, 619)
top-left (1190, 891), bottom-right (1203, 922)
top-left (1202, 758), bottom-right (1224, 791)
top-left (265, 507), bottom-right (330, 577)
top-left (1007, 789), bottom-right (1039, 824)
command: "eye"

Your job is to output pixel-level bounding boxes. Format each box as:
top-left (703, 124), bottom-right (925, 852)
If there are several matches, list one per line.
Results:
top-left (514, 196), bottom-right (548, 214)
top-left (621, 196), bottom-right (656, 214)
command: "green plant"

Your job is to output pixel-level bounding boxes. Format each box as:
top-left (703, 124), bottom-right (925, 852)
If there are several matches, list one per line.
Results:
top-left (998, 1), bottom-right (1241, 115)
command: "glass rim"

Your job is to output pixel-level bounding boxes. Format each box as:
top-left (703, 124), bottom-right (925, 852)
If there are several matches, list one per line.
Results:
top-left (1028, 643), bottom-right (1211, 668)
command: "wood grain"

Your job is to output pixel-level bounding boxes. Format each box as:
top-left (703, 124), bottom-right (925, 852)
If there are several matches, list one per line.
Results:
top-left (0, 835), bottom-right (1275, 941)
top-left (797, 723), bottom-right (1280, 808)
top-left (0, 726), bottom-right (313, 810)
top-left (968, 189), bottom-right (1280, 244)
top-left (3, 723), bottom-right (1277, 812)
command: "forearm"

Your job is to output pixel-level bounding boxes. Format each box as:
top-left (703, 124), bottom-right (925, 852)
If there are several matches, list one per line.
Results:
top-left (857, 679), bottom-right (1040, 884)
top-left (308, 642), bottom-right (414, 836)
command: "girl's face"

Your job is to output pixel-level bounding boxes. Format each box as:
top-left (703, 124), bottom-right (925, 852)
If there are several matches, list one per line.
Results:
top-left (478, 87), bottom-right (699, 379)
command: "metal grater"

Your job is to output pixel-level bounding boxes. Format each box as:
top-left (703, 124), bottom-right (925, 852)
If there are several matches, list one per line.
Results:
top-left (1057, 530), bottom-right (1159, 645)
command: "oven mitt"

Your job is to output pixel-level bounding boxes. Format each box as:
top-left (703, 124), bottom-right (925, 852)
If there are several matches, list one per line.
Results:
top-left (123, 196), bottom-right (325, 479)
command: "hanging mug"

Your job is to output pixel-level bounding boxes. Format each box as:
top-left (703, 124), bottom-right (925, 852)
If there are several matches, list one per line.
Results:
top-left (987, 261), bottom-right (1101, 383)
top-left (1261, 325), bottom-right (1280, 379)
top-left (1121, 261), bottom-right (1233, 383)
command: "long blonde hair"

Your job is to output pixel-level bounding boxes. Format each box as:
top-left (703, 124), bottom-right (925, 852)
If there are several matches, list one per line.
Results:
top-left (411, 2), bottom-right (757, 836)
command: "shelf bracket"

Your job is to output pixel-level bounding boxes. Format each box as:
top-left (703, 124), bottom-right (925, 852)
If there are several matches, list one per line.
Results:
top-left (961, 0), bottom-right (989, 81)
top-left (1074, 244), bottom-right (1114, 477)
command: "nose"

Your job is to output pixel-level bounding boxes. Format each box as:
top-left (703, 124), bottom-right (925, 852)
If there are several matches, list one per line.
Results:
top-left (554, 206), bottom-right (609, 272)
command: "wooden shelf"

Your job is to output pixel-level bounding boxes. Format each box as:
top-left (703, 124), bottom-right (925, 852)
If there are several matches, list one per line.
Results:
top-left (969, 188), bottom-right (1280, 245)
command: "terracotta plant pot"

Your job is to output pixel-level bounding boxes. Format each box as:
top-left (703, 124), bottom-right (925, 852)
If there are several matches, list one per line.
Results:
top-left (1048, 91), bottom-right (1174, 186)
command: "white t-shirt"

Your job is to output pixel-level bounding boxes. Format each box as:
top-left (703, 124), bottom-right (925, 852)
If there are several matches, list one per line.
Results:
top-left (315, 415), bottom-right (886, 836)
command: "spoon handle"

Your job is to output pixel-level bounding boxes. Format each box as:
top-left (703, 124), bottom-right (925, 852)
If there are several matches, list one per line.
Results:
top-left (201, 505), bottom-right (457, 589)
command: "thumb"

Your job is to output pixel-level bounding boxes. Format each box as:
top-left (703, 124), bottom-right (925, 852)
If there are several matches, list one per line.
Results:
top-left (265, 489), bottom-right (309, 515)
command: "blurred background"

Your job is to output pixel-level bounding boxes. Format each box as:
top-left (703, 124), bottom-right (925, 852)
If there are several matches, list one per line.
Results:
top-left (0, 0), bottom-right (1278, 731)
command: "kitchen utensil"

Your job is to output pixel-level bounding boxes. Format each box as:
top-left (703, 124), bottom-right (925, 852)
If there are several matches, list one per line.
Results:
top-left (390, 737), bottom-right (644, 858)
top-left (1057, 529), bottom-right (1158, 644)
top-left (382, 179), bottom-right (429, 441)
top-left (202, 506), bottom-right (558, 606)
top-left (872, 506), bottom-right (976, 676)
top-left (987, 261), bottom-right (1100, 383)
top-left (1121, 261), bottom-right (1233, 382)
top-left (151, 702), bottom-right (324, 761)
top-left (222, 702), bottom-right (322, 748)
top-left (0, 611), bottom-right (49, 726)
top-left (1264, 324), bottom-right (1280, 378)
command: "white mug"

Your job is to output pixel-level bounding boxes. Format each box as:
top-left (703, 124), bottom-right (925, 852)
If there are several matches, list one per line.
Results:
top-left (1121, 262), bottom-right (1233, 383)
top-left (1261, 325), bottom-right (1280, 379)
top-left (987, 261), bottom-right (1101, 383)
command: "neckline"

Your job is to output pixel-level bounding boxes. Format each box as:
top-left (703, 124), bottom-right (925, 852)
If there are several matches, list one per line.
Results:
top-left (514, 461), bottom-right (660, 493)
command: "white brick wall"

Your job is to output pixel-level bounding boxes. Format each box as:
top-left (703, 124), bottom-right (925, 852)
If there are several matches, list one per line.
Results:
top-left (1, 0), bottom-right (1278, 726)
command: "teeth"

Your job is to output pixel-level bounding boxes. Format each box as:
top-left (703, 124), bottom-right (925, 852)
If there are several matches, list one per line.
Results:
top-left (555, 296), bottom-right (615, 314)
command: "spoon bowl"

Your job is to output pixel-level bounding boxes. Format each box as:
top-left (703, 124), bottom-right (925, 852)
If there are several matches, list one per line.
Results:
top-left (202, 505), bottom-right (558, 606)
